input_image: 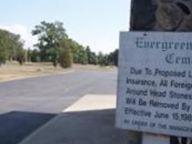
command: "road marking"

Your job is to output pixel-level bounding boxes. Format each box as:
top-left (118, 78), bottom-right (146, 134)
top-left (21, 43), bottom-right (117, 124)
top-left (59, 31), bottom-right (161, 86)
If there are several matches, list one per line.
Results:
top-left (63, 94), bottom-right (116, 112)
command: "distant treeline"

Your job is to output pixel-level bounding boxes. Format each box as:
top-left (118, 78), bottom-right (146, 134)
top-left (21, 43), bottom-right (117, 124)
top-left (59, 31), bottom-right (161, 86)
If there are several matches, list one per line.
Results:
top-left (0, 21), bottom-right (118, 68)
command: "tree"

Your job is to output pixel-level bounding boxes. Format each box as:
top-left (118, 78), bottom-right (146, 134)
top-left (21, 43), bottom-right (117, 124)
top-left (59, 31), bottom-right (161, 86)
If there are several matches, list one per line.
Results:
top-left (28, 49), bottom-right (40, 62)
top-left (0, 29), bottom-right (25, 65)
top-left (73, 45), bottom-right (88, 65)
top-left (108, 49), bottom-right (119, 66)
top-left (17, 49), bottom-right (26, 65)
top-left (78, 47), bottom-right (88, 65)
top-left (0, 31), bottom-right (7, 65)
top-left (86, 46), bottom-right (98, 65)
top-left (32, 21), bottom-right (68, 66)
top-left (0, 46), bottom-right (6, 66)
top-left (8, 34), bottom-right (24, 61)
top-left (0, 30), bottom-right (11, 65)
top-left (98, 52), bottom-right (109, 66)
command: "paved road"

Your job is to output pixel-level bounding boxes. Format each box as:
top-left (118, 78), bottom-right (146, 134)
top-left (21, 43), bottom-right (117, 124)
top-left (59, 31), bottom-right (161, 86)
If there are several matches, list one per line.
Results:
top-left (0, 70), bottom-right (117, 144)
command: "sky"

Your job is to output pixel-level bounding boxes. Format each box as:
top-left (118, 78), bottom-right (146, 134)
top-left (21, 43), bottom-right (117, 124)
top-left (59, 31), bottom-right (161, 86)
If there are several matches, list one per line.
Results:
top-left (0, 0), bottom-right (131, 54)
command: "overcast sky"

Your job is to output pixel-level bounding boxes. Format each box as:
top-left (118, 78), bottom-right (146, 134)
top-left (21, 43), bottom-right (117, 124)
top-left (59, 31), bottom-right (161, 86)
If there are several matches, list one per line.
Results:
top-left (0, 0), bottom-right (131, 54)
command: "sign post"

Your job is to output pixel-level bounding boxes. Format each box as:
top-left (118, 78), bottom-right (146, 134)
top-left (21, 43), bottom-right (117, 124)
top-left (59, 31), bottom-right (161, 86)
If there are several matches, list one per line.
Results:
top-left (116, 32), bottom-right (192, 143)
top-left (142, 133), bottom-right (169, 144)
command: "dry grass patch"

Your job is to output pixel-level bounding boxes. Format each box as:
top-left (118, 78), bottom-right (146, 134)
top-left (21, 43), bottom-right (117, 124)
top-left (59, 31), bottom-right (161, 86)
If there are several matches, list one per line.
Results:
top-left (0, 62), bottom-right (69, 82)
top-left (0, 62), bottom-right (116, 83)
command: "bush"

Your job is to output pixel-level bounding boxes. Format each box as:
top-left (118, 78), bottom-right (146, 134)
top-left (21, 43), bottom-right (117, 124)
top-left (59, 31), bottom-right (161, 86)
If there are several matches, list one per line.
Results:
top-left (59, 48), bottom-right (73, 68)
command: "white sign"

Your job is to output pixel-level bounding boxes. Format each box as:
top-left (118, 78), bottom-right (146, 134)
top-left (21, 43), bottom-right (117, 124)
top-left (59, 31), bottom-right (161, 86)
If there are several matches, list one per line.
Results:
top-left (116, 32), bottom-right (192, 138)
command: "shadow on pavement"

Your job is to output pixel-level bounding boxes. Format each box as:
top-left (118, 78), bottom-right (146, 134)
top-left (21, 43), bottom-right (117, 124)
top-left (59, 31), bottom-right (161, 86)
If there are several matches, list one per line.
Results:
top-left (21, 109), bottom-right (130, 144)
top-left (0, 111), bottom-right (56, 144)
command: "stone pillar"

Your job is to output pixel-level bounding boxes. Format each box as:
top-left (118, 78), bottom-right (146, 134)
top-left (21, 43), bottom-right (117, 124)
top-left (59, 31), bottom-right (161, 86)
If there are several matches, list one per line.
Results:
top-left (129, 0), bottom-right (192, 144)
top-left (130, 0), bottom-right (156, 31)
top-left (130, 0), bottom-right (192, 31)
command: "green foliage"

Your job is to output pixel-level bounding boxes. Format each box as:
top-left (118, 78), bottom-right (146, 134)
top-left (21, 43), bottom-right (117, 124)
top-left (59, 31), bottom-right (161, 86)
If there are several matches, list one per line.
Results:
top-left (73, 46), bottom-right (88, 65)
top-left (32, 21), bottom-right (68, 65)
top-left (31, 21), bottom-right (119, 68)
top-left (0, 29), bottom-right (25, 65)
top-left (108, 49), bottom-right (118, 66)
top-left (28, 49), bottom-right (40, 62)
top-left (59, 47), bottom-right (73, 68)
top-left (32, 21), bottom-right (77, 68)
top-left (97, 49), bottom-right (119, 67)
top-left (58, 39), bottom-right (73, 68)
top-left (0, 30), bottom-right (10, 65)
top-left (17, 48), bottom-right (27, 65)
top-left (98, 52), bottom-right (109, 66)
top-left (0, 47), bottom-right (6, 66)
top-left (86, 47), bottom-right (98, 65)
top-left (0, 20), bottom-right (118, 68)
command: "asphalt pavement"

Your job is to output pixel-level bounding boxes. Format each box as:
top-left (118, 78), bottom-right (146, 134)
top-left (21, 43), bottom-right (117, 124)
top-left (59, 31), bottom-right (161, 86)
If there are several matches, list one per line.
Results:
top-left (0, 70), bottom-right (117, 144)
top-left (20, 95), bottom-right (129, 144)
